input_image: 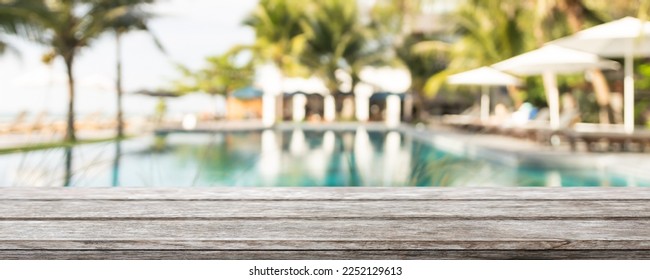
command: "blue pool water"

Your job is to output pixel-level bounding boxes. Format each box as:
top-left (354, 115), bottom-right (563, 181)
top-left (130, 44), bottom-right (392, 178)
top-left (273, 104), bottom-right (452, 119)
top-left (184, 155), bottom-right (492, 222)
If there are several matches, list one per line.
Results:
top-left (0, 128), bottom-right (647, 187)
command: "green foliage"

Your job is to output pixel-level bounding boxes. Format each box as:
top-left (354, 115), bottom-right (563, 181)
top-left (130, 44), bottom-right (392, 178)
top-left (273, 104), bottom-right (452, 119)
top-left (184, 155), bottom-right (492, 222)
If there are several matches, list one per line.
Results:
top-left (97, 0), bottom-right (154, 31)
top-left (243, 0), bottom-right (308, 76)
top-left (300, 0), bottom-right (385, 92)
top-left (451, 0), bottom-right (531, 68)
top-left (365, 0), bottom-right (452, 100)
top-left (243, 0), bottom-right (388, 93)
top-left (520, 77), bottom-right (548, 108)
top-left (419, 0), bottom-right (532, 97)
top-left (396, 34), bottom-right (448, 96)
top-left (173, 48), bottom-right (254, 96)
top-left (0, 136), bottom-right (126, 155)
top-left (573, 88), bottom-right (601, 123)
top-left (6, 0), bottom-right (109, 61)
top-left (0, 0), bottom-right (43, 55)
top-left (3, 0), bottom-right (156, 141)
top-left (636, 62), bottom-right (650, 90)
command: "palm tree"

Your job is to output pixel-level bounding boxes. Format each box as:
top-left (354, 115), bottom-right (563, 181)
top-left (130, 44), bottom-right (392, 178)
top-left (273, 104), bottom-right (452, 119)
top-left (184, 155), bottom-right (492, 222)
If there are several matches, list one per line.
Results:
top-left (5, 0), bottom-right (127, 142)
top-left (0, 3), bottom-right (15, 55)
top-left (0, 0), bottom-right (39, 56)
top-left (528, 0), bottom-right (617, 124)
top-left (395, 34), bottom-right (449, 118)
top-left (0, 17), bottom-right (10, 55)
top-left (99, 0), bottom-right (162, 138)
top-left (454, 0), bottom-right (531, 106)
top-left (300, 0), bottom-right (370, 94)
top-left (342, 8), bottom-right (389, 94)
top-left (0, 14), bottom-right (12, 55)
top-left (173, 48), bottom-right (253, 97)
top-left (367, 0), bottom-right (455, 119)
top-left (243, 0), bottom-right (307, 75)
top-left (384, 0), bottom-right (526, 113)
top-left (243, 0), bottom-right (308, 121)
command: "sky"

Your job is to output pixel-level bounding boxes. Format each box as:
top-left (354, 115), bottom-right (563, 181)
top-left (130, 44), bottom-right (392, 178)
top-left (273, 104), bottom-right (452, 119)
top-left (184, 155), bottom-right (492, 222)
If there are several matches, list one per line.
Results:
top-left (0, 0), bottom-right (258, 118)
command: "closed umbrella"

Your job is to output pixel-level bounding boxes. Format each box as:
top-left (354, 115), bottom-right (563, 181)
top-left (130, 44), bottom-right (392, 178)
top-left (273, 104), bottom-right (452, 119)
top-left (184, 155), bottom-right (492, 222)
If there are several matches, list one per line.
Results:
top-left (551, 17), bottom-right (650, 133)
top-left (493, 45), bottom-right (619, 130)
top-left (232, 87), bottom-right (263, 100)
top-left (447, 66), bottom-right (521, 122)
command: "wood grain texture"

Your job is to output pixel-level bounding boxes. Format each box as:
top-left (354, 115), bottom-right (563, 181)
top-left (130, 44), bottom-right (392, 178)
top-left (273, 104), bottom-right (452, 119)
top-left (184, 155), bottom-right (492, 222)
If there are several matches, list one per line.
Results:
top-left (3, 187), bottom-right (650, 200)
top-left (1, 187), bottom-right (649, 259)
top-left (4, 250), bottom-right (650, 260)
top-left (0, 200), bottom-right (649, 219)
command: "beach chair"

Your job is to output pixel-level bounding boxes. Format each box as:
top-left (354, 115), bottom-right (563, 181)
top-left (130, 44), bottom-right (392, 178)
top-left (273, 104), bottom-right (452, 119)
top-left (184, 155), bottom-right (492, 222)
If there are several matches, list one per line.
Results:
top-left (0, 111), bottom-right (29, 134)
top-left (0, 111), bottom-right (29, 133)
top-left (472, 103), bottom-right (519, 134)
top-left (529, 109), bottom-right (581, 145)
top-left (490, 107), bottom-right (579, 145)
top-left (565, 124), bottom-right (650, 152)
top-left (11, 111), bottom-right (48, 134)
top-left (498, 108), bottom-right (550, 139)
top-left (75, 112), bottom-right (103, 131)
top-left (441, 105), bottom-right (482, 130)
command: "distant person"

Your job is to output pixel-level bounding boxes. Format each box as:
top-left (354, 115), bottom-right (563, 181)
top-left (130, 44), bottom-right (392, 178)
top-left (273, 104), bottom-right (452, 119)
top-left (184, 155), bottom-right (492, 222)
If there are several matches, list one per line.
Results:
top-left (489, 103), bottom-right (510, 125)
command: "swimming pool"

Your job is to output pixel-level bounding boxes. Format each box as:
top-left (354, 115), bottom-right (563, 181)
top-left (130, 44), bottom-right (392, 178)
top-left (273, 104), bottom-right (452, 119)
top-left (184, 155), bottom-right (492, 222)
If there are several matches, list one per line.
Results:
top-left (0, 127), bottom-right (647, 187)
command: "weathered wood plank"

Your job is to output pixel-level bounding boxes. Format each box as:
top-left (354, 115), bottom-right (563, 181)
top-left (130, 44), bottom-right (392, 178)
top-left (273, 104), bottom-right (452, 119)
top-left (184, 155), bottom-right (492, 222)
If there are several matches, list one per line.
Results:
top-left (4, 250), bottom-right (650, 260)
top-left (2, 188), bottom-right (650, 259)
top-left (1, 220), bottom-right (649, 243)
top-left (2, 187), bottom-right (650, 200)
top-left (3, 240), bottom-right (650, 251)
top-left (0, 200), bottom-right (649, 219)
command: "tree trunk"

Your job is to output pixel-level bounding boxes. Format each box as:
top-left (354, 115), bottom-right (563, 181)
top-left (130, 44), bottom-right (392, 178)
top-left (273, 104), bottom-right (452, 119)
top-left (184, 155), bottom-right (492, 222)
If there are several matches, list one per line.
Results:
top-left (507, 85), bottom-right (524, 109)
top-left (116, 32), bottom-right (125, 138)
top-left (276, 75), bottom-right (284, 121)
top-left (63, 146), bottom-right (73, 187)
top-left (590, 69), bottom-right (613, 124)
top-left (560, 0), bottom-right (612, 124)
top-left (587, 65), bottom-right (611, 123)
top-left (275, 59), bottom-right (285, 122)
top-left (64, 56), bottom-right (76, 142)
top-left (411, 90), bottom-right (426, 122)
top-left (111, 140), bottom-right (121, 187)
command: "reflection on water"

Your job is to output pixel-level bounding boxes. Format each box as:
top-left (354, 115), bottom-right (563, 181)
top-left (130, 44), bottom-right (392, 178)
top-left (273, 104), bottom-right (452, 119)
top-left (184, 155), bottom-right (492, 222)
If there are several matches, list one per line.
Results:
top-left (0, 129), bottom-right (648, 187)
top-left (354, 127), bottom-right (373, 184)
top-left (546, 170), bottom-right (562, 187)
top-left (63, 146), bottom-right (73, 187)
top-left (111, 141), bottom-right (121, 187)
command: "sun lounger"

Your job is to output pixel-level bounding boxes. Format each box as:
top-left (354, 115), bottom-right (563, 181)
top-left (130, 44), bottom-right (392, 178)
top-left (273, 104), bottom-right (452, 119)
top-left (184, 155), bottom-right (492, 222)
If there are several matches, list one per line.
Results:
top-left (501, 108), bottom-right (552, 139)
top-left (497, 108), bottom-right (554, 139)
top-left (10, 111), bottom-right (48, 134)
top-left (441, 105), bottom-right (482, 130)
top-left (525, 110), bottom-right (581, 144)
top-left (565, 125), bottom-right (650, 152)
top-left (474, 108), bottom-right (578, 146)
top-left (0, 111), bottom-right (28, 134)
top-left (75, 112), bottom-right (106, 131)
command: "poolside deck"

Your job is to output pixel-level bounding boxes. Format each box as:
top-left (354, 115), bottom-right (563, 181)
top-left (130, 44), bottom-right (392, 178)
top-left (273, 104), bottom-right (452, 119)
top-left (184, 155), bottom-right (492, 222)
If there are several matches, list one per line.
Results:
top-left (2, 187), bottom-right (650, 259)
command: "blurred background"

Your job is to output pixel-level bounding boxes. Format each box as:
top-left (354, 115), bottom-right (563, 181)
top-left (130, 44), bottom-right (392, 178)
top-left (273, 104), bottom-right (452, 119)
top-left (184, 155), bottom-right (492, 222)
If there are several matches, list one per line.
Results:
top-left (2, 0), bottom-right (648, 133)
top-left (1, 0), bottom-right (650, 187)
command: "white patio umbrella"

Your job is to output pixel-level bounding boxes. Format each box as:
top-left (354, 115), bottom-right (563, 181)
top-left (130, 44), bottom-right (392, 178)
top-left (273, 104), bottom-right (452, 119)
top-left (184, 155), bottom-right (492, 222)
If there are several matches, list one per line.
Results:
top-left (447, 66), bottom-right (521, 122)
top-left (551, 17), bottom-right (650, 133)
top-left (493, 45), bottom-right (619, 130)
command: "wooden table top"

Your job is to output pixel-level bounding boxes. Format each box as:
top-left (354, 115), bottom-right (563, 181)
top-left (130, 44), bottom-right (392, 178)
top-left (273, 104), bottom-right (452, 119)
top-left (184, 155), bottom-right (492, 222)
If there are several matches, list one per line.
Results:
top-left (2, 187), bottom-right (650, 259)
